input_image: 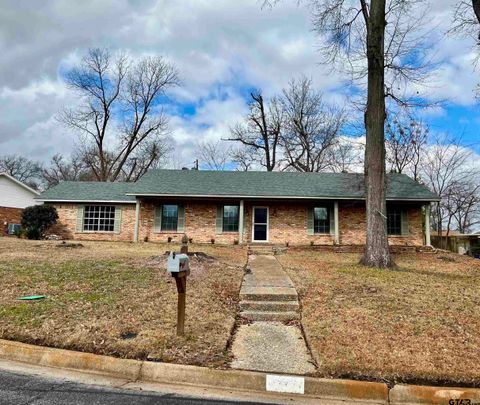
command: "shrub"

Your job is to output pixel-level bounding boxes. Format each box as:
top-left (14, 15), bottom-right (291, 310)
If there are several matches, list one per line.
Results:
top-left (210, 238), bottom-right (215, 244)
top-left (21, 205), bottom-right (58, 240)
top-left (26, 227), bottom-right (41, 240)
top-left (44, 222), bottom-right (73, 240)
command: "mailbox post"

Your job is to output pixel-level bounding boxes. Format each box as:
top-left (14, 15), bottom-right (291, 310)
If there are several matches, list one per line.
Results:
top-left (167, 252), bottom-right (190, 336)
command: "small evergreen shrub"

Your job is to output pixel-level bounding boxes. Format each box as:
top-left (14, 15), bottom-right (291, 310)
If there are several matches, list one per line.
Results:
top-left (21, 205), bottom-right (58, 240)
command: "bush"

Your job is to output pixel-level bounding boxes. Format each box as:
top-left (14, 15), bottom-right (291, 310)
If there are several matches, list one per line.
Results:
top-left (21, 205), bottom-right (58, 240)
top-left (44, 222), bottom-right (73, 240)
top-left (25, 227), bottom-right (41, 240)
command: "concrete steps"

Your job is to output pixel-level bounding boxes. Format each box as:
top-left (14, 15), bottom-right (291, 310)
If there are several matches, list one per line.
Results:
top-left (239, 285), bottom-right (300, 322)
top-left (238, 254), bottom-right (300, 322)
top-left (240, 310), bottom-right (300, 322)
top-left (248, 247), bottom-right (274, 256)
top-left (239, 287), bottom-right (298, 302)
top-left (240, 300), bottom-right (299, 312)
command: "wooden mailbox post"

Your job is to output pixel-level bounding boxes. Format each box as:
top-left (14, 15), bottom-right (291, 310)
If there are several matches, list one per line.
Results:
top-left (167, 250), bottom-right (190, 336)
top-left (172, 271), bottom-right (187, 336)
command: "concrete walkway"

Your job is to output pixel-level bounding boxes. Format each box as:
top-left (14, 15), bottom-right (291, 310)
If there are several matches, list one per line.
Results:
top-left (231, 254), bottom-right (316, 375)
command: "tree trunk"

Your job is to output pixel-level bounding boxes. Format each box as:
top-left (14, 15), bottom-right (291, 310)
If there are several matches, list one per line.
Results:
top-left (473, 0), bottom-right (480, 25)
top-left (360, 0), bottom-right (394, 268)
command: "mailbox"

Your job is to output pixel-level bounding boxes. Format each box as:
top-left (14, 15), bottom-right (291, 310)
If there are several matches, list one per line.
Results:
top-left (167, 252), bottom-right (190, 273)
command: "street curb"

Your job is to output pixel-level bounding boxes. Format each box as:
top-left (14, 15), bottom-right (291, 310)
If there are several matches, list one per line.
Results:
top-left (389, 384), bottom-right (480, 404)
top-left (0, 339), bottom-right (388, 403)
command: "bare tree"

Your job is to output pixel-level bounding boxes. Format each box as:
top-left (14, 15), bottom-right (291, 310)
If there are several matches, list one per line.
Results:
top-left (419, 135), bottom-right (479, 242)
top-left (280, 77), bottom-right (345, 172)
top-left (59, 48), bottom-right (178, 182)
top-left (0, 155), bottom-right (42, 189)
top-left (41, 154), bottom-right (93, 189)
top-left (449, 179), bottom-right (480, 234)
top-left (452, 1), bottom-right (480, 40)
top-left (228, 91), bottom-right (283, 171)
top-left (327, 137), bottom-right (365, 173)
top-left (198, 140), bottom-right (232, 170)
top-left (230, 146), bottom-right (259, 171)
top-left (120, 138), bottom-right (172, 181)
top-left (291, 0), bottom-right (433, 268)
top-left (385, 113), bottom-right (428, 180)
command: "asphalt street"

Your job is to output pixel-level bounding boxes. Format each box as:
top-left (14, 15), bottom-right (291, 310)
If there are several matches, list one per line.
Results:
top-left (0, 369), bottom-right (263, 405)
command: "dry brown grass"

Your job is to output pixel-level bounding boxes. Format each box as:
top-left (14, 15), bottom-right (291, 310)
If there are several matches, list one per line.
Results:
top-left (0, 237), bottom-right (246, 367)
top-left (278, 249), bottom-right (480, 386)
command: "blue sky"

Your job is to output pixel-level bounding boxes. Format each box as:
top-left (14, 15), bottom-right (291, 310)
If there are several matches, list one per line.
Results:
top-left (428, 104), bottom-right (480, 152)
top-left (0, 0), bottom-right (479, 165)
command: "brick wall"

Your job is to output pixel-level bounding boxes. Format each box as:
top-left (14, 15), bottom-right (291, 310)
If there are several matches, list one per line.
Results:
top-left (53, 200), bottom-right (425, 246)
top-left (243, 202), bottom-right (335, 245)
top-left (339, 201), bottom-right (424, 246)
top-left (139, 200), bottom-right (240, 244)
top-left (54, 203), bottom-right (136, 241)
top-left (0, 206), bottom-right (22, 236)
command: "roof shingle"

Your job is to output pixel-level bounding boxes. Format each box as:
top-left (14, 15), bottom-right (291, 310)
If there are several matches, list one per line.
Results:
top-left (37, 170), bottom-right (439, 202)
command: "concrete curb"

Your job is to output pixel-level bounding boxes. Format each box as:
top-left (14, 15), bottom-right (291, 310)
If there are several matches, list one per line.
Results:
top-left (0, 339), bottom-right (387, 403)
top-left (389, 384), bottom-right (480, 404)
top-left (4, 339), bottom-right (480, 404)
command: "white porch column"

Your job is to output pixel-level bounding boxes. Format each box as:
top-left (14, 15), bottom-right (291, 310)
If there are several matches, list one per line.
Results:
top-left (134, 198), bottom-right (141, 243)
top-left (239, 199), bottom-right (245, 244)
top-left (425, 203), bottom-right (431, 246)
top-left (334, 201), bottom-right (339, 245)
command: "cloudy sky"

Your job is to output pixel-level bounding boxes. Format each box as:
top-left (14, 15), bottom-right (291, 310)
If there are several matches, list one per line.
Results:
top-left (0, 0), bottom-right (479, 168)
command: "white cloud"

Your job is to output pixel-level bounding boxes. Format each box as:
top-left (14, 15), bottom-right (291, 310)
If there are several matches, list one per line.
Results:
top-left (0, 0), bottom-right (479, 165)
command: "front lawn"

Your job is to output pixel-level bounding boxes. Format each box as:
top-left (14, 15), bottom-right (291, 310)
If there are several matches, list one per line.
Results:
top-left (0, 238), bottom-right (246, 367)
top-left (278, 249), bottom-right (480, 386)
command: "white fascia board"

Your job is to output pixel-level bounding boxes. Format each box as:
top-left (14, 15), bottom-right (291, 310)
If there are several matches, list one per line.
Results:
top-left (126, 193), bottom-right (440, 202)
top-left (35, 199), bottom-right (136, 204)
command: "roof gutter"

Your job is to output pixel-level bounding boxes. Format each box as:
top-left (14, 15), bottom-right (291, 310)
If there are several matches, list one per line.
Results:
top-left (35, 199), bottom-right (136, 204)
top-left (125, 193), bottom-right (440, 202)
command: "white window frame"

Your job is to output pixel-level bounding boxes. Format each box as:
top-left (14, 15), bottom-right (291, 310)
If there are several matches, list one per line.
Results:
top-left (83, 205), bottom-right (116, 233)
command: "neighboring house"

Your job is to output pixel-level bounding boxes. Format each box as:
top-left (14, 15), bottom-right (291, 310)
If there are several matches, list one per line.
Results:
top-left (432, 232), bottom-right (480, 257)
top-left (37, 170), bottom-right (439, 246)
top-left (0, 173), bottom-right (40, 236)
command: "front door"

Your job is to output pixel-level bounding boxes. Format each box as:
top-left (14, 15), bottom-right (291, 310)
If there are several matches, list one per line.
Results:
top-left (252, 207), bottom-right (268, 242)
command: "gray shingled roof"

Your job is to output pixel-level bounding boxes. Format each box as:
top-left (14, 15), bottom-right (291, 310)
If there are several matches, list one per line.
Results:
top-left (37, 170), bottom-right (439, 202)
top-left (128, 170), bottom-right (439, 201)
top-left (37, 181), bottom-right (136, 203)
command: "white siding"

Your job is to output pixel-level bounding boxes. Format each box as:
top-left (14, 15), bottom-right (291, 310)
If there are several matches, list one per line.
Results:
top-left (0, 176), bottom-right (39, 209)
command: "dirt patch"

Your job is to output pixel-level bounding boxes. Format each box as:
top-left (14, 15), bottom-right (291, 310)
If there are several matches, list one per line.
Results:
top-left (278, 249), bottom-right (480, 387)
top-left (0, 237), bottom-right (246, 367)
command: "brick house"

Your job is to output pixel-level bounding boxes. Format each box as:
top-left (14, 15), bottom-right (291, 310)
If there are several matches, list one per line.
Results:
top-left (37, 170), bottom-right (439, 246)
top-left (0, 173), bottom-right (40, 236)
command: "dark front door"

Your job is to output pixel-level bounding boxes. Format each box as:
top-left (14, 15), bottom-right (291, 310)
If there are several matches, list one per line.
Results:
top-left (252, 207), bottom-right (268, 242)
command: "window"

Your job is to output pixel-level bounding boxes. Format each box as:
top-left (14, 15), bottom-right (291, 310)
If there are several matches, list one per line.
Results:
top-left (161, 205), bottom-right (179, 231)
top-left (83, 205), bottom-right (115, 232)
top-left (223, 205), bottom-right (239, 232)
top-left (314, 206), bottom-right (330, 234)
top-left (387, 207), bottom-right (402, 235)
